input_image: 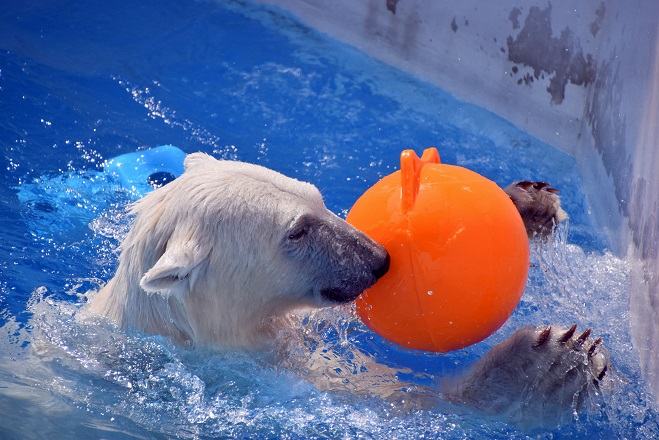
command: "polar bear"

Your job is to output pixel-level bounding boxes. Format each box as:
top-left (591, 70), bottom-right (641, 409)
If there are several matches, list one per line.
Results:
top-left (87, 152), bottom-right (609, 427)
top-left (89, 152), bottom-right (390, 347)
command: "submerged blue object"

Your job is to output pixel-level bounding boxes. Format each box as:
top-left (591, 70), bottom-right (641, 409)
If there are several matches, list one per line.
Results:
top-left (104, 145), bottom-right (186, 196)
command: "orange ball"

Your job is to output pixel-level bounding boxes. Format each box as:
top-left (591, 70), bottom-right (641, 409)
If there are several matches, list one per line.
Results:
top-left (347, 148), bottom-right (529, 352)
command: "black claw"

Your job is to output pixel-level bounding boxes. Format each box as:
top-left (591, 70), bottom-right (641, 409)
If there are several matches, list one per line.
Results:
top-left (588, 337), bottom-right (602, 358)
top-left (516, 181), bottom-right (535, 190)
top-left (559, 324), bottom-right (577, 343)
top-left (535, 326), bottom-right (552, 347)
top-left (577, 328), bottom-right (592, 343)
top-left (514, 181), bottom-right (559, 194)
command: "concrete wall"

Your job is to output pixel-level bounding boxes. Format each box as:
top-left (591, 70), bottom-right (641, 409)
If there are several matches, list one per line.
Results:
top-left (256, 0), bottom-right (659, 400)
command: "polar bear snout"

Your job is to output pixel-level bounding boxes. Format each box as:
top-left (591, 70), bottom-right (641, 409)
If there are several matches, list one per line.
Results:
top-left (309, 221), bottom-right (390, 305)
top-left (319, 249), bottom-right (390, 304)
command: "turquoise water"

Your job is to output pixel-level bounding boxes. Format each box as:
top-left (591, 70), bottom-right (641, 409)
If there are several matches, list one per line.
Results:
top-left (0, 0), bottom-right (656, 438)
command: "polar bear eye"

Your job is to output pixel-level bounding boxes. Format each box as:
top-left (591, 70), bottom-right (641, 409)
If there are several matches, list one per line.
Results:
top-left (288, 226), bottom-right (310, 241)
top-left (287, 215), bottom-right (314, 242)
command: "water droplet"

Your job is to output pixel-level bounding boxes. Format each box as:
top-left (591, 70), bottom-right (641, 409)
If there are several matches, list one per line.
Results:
top-left (427, 290), bottom-right (434, 296)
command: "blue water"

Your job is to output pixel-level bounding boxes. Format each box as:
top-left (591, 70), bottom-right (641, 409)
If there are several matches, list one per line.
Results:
top-left (0, 0), bottom-right (656, 438)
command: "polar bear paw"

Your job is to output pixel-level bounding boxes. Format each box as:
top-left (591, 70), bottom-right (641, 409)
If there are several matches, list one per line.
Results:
top-left (504, 181), bottom-right (568, 240)
top-left (449, 325), bottom-right (610, 428)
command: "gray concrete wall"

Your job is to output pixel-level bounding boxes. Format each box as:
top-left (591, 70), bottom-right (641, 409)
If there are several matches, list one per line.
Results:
top-left (256, 0), bottom-right (659, 401)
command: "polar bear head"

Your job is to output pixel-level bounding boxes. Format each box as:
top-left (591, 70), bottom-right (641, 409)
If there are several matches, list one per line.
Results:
top-left (91, 153), bottom-right (389, 347)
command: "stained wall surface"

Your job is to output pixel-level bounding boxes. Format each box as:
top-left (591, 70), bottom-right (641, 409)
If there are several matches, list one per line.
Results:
top-left (256, 0), bottom-right (659, 401)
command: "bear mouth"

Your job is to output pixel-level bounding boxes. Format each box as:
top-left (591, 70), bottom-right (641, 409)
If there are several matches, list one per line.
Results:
top-left (320, 287), bottom-right (364, 304)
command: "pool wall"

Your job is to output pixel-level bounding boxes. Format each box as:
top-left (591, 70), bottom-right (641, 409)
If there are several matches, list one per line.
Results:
top-left (255, 0), bottom-right (659, 402)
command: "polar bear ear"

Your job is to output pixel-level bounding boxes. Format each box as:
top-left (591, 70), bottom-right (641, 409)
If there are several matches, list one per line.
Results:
top-left (140, 241), bottom-right (210, 297)
top-left (183, 152), bottom-right (216, 172)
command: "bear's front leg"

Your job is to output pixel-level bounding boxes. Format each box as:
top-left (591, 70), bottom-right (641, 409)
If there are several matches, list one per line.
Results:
top-left (446, 325), bottom-right (610, 429)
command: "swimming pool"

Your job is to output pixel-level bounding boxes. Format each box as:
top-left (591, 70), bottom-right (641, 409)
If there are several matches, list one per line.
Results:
top-left (1, 0), bottom-right (657, 438)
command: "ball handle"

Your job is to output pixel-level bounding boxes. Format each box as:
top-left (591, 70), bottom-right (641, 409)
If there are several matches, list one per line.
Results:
top-left (400, 148), bottom-right (441, 213)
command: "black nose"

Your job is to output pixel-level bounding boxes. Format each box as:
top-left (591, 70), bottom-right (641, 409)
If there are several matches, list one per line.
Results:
top-left (373, 252), bottom-right (390, 280)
